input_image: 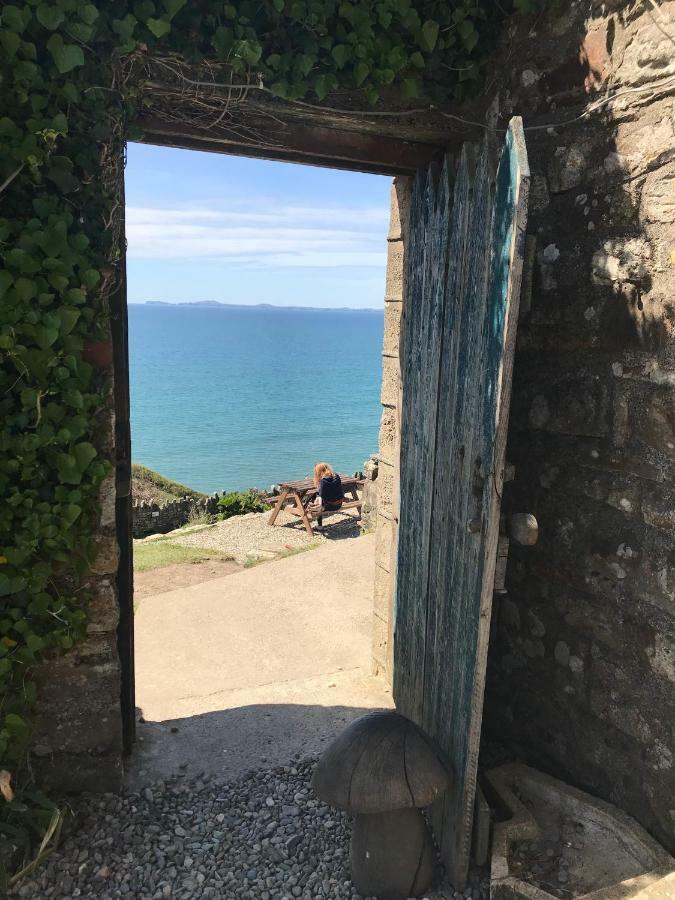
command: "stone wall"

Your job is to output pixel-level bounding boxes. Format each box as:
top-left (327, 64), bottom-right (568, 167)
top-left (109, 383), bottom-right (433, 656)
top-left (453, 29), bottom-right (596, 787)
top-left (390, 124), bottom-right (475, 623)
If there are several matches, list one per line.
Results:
top-left (132, 496), bottom-right (219, 538)
top-left (32, 419), bottom-right (125, 791)
top-left (478, 1), bottom-right (675, 853)
top-left (371, 0), bottom-right (675, 854)
top-left (371, 176), bottom-right (412, 683)
top-left (360, 456), bottom-right (379, 531)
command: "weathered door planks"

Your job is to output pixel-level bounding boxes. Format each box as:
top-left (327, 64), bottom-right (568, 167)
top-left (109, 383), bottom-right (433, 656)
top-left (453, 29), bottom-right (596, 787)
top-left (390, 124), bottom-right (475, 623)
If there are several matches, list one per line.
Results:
top-left (394, 161), bottom-right (452, 717)
top-left (393, 119), bottom-right (530, 889)
top-left (427, 140), bottom-right (499, 881)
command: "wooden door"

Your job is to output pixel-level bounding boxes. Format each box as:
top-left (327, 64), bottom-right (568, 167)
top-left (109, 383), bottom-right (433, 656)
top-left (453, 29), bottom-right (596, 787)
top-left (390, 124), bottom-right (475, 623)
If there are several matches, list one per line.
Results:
top-left (393, 118), bottom-right (530, 889)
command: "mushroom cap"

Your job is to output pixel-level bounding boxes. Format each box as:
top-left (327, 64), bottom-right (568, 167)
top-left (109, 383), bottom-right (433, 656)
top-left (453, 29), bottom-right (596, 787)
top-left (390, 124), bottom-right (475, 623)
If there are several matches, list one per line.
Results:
top-left (311, 711), bottom-right (452, 814)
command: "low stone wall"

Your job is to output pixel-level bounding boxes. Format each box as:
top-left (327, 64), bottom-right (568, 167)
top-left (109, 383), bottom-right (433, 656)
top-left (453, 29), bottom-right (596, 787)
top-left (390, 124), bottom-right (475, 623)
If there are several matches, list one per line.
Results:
top-left (132, 496), bottom-right (219, 538)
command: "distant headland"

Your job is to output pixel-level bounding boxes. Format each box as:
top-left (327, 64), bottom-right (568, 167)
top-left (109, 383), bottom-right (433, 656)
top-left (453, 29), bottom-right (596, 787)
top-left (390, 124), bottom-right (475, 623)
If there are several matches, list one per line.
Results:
top-left (132, 300), bottom-right (383, 312)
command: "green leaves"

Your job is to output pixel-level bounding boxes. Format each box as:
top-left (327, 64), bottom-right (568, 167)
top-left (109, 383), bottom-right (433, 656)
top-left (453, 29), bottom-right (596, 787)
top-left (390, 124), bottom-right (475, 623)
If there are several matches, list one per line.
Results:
top-left (162, 0), bottom-right (187, 18)
top-left (46, 34), bottom-right (85, 74)
top-left (0, 272), bottom-right (12, 299)
top-left (4, 714), bottom-right (28, 738)
top-left (420, 19), bottom-right (439, 52)
top-left (234, 39), bottom-right (262, 65)
top-left (146, 17), bottom-right (171, 37)
top-left (313, 72), bottom-right (337, 100)
top-left (80, 4), bottom-right (100, 26)
top-left (401, 76), bottom-right (420, 98)
top-left (112, 13), bottom-right (137, 41)
top-left (458, 18), bottom-right (478, 52)
top-left (34, 325), bottom-right (59, 349)
top-left (1, 5), bottom-right (29, 33)
top-left (36, 5), bottom-right (65, 31)
top-left (338, 2), bottom-right (355, 25)
top-left (296, 54), bottom-right (315, 77)
top-left (55, 308), bottom-right (80, 336)
top-left (330, 43), bottom-right (349, 69)
top-left (0, 29), bottom-right (21, 58)
top-left (14, 278), bottom-right (37, 303)
top-left (212, 25), bottom-right (232, 57)
top-left (60, 503), bottom-right (82, 527)
top-left (269, 80), bottom-right (288, 98)
top-left (56, 443), bottom-right (97, 485)
top-left (353, 60), bottom-right (369, 86)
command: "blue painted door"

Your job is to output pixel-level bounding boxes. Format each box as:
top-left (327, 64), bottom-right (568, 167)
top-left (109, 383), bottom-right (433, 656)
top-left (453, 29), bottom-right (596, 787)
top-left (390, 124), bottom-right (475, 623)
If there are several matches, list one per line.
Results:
top-left (394, 118), bottom-right (530, 889)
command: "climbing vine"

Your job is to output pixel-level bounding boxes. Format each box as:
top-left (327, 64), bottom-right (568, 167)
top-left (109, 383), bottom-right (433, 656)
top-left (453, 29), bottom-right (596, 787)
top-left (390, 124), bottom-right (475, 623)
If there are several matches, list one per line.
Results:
top-left (0, 0), bottom-right (542, 880)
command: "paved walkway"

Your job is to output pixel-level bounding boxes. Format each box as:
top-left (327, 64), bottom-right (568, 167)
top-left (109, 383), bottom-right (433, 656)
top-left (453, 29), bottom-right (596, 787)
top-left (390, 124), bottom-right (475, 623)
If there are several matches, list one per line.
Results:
top-left (129, 533), bottom-right (393, 786)
top-left (12, 535), bottom-right (483, 900)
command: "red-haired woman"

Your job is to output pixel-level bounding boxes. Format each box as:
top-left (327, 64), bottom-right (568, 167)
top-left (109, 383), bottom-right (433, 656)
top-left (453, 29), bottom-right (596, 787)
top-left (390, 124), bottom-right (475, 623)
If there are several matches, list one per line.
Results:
top-left (309, 462), bottom-right (344, 528)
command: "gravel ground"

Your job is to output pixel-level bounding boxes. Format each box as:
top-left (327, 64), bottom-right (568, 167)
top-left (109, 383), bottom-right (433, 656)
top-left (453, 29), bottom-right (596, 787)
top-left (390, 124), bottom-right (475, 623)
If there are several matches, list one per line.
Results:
top-left (171, 511), bottom-right (362, 565)
top-left (510, 822), bottom-right (587, 899)
top-left (10, 758), bottom-right (489, 900)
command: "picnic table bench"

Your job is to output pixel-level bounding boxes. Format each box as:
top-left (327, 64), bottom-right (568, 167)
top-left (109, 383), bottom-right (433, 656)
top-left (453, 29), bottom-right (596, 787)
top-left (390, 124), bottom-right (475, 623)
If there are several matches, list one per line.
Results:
top-left (266, 475), bottom-right (364, 536)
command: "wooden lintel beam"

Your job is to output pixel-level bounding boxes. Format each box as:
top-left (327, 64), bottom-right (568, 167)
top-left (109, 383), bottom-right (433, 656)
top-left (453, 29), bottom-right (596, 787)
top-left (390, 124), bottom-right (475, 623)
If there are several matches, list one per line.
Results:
top-left (136, 116), bottom-right (444, 176)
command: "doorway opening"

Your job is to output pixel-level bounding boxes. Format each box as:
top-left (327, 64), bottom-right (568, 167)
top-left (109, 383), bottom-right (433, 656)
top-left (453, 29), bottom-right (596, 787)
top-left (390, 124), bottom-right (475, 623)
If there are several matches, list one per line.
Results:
top-left (121, 142), bottom-right (395, 785)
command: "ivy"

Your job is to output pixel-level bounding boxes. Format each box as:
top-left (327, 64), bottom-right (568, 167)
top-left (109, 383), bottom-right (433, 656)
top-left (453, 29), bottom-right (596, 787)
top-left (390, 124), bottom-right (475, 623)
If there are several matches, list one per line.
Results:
top-left (0, 0), bottom-right (543, 880)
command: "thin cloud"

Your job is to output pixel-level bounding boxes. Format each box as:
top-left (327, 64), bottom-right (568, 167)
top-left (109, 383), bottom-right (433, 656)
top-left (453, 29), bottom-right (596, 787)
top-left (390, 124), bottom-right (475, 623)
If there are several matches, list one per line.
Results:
top-left (223, 251), bottom-right (387, 269)
top-left (127, 204), bottom-right (388, 227)
top-left (126, 203), bottom-right (388, 269)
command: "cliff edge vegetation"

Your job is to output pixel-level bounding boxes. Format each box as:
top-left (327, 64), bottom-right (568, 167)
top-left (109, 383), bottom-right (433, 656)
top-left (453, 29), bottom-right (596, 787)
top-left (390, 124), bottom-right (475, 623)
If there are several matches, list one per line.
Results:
top-left (131, 464), bottom-right (205, 505)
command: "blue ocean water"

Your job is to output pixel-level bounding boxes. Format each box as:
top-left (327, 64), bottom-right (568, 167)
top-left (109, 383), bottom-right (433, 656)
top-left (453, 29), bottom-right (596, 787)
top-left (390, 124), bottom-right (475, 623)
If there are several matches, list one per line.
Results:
top-left (128, 305), bottom-right (384, 493)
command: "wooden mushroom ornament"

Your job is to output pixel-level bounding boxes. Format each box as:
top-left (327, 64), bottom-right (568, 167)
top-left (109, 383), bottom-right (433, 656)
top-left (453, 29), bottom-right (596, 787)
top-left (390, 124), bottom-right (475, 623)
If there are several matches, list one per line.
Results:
top-left (312, 711), bottom-right (452, 900)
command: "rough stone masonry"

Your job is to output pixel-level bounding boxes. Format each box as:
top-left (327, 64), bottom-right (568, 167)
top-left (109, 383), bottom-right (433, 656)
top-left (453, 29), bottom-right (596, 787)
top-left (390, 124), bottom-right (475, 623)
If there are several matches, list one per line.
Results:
top-left (481, 0), bottom-right (675, 855)
top-left (370, 0), bottom-right (675, 857)
top-left (132, 496), bottom-right (219, 538)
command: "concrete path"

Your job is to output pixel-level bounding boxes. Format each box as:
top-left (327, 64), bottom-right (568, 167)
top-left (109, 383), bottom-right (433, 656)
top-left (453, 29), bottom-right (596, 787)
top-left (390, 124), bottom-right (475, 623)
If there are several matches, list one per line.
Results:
top-left (128, 533), bottom-right (393, 785)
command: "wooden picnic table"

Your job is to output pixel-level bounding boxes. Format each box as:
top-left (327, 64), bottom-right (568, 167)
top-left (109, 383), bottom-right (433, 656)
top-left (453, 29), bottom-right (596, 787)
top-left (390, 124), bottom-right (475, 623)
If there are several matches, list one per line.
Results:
top-left (267, 475), bottom-right (364, 536)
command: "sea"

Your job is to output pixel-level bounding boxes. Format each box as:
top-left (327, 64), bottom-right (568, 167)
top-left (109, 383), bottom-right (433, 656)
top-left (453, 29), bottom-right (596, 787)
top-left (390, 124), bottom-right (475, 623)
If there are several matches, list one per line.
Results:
top-left (128, 304), bottom-right (384, 494)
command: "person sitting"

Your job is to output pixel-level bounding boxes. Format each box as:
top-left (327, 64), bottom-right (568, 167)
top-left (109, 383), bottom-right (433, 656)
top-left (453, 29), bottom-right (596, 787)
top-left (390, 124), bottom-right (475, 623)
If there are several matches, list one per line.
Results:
top-left (309, 462), bottom-right (344, 527)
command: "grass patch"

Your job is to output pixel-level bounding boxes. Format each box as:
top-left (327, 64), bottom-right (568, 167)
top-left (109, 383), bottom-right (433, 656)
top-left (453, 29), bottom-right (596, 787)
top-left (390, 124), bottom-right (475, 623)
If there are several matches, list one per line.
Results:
top-left (133, 540), bottom-right (229, 572)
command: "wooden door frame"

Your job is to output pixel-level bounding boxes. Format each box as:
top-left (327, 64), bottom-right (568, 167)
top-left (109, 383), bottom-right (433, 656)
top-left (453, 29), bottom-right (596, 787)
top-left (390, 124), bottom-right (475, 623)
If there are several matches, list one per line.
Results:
top-left (113, 124), bottom-right (445, 754)
top-left (111, 178), bottom-right (136, 754)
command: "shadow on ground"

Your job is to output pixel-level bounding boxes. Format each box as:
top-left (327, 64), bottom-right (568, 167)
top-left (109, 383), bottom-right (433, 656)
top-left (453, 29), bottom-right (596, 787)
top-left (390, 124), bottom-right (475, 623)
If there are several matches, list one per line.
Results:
top-left (270, 513), bottom-right (363, 540)
top-left (126, 701), bottom-right (385, 788)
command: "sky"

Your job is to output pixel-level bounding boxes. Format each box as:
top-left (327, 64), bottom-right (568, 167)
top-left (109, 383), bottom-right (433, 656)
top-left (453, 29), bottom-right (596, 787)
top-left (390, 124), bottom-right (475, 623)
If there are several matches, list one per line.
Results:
top-left (124, 143), bottom-right (391, 309)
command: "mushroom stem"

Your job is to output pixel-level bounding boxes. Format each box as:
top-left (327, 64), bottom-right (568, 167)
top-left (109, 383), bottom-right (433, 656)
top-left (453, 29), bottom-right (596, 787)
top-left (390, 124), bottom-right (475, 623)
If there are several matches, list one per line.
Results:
top-left (350, 808), bottom-right (436, 900)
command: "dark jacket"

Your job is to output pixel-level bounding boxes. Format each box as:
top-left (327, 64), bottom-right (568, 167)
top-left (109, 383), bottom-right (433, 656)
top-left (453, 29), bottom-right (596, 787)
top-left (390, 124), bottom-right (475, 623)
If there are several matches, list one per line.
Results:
top-left (318, 474), bottom-right (344, 507)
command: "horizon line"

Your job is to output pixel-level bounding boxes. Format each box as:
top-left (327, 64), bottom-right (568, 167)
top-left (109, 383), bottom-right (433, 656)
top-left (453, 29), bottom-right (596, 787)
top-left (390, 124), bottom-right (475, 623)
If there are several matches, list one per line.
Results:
top-left (129, 300), bottom-right (384, 312)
